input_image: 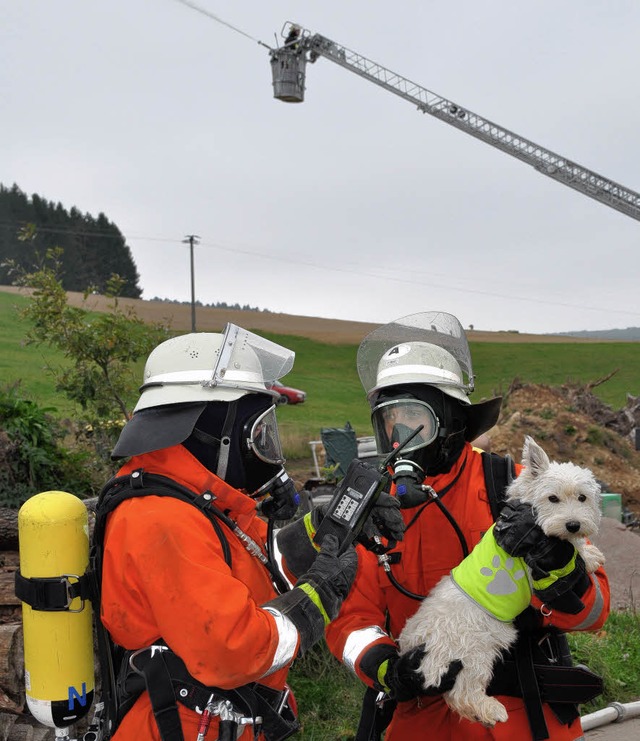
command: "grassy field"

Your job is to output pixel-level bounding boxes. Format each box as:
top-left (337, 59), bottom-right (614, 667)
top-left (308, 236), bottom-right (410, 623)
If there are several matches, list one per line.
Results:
top-left (1, 290), bottom-right (638, 457)
top-left (2, 290), bottom-right (639, 736)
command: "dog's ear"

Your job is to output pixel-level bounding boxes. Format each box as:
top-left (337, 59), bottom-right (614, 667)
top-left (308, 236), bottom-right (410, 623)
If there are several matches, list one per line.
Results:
top-left (522, 435), bottom-right (550, 477)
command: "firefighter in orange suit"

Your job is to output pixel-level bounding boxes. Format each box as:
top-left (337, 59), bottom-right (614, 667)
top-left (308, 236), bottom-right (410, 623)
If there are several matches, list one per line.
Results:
top-left (99, 325), bottom-right (360, 741)
top-left (280, 311), bottom-right (610, 741)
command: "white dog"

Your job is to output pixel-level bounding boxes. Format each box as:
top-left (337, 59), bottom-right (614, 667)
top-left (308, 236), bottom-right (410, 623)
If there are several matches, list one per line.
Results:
top-left (397, 435), bottom-right (605, 727)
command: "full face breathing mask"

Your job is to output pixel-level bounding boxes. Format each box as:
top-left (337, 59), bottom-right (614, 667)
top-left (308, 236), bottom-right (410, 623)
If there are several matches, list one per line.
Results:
top-left (371, 388), bottom-right (468, 507)
top-left (184, 397), bottom-right (300, 520)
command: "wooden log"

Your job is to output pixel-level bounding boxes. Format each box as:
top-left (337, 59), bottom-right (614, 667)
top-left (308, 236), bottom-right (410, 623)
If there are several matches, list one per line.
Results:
top-left (4, 722), bottom-right (33, 741)
top-left (0, 558), bottom-right (20, 608)
top-left (6, 719), bottom-right (54, 741)
top-left (0, 499), bottom-right (97, 552)
top-left (0, 511), bottom-right (18, 553)
top-left (0, 714), bottom-right (18, 741)
top-left (0, 624), bottom-right (24, 705)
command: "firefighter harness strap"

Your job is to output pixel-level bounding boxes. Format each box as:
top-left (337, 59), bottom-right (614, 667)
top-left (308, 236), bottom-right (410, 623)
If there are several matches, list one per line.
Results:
top-left (122, 644), bottom-right (299, 741)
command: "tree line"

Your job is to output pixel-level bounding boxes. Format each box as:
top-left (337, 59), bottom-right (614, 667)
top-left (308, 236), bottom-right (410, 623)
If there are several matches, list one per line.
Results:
top-left (0, 183), bottom-right (141, 297)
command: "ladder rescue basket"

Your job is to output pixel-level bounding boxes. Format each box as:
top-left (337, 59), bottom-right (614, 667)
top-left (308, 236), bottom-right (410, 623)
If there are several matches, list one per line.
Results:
top-left (270, 49), bottom-right (307, 103)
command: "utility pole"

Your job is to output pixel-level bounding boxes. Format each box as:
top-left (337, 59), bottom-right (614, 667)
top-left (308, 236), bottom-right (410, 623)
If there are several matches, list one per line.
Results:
top-left (182, 234), bottom-right (200, 332)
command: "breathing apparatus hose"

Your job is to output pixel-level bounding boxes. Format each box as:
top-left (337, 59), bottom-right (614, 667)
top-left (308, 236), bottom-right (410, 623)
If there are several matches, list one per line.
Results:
top-left (207, 501), bottom-right (291, 594)
top-left (380, 465), bottom-right (470, 601)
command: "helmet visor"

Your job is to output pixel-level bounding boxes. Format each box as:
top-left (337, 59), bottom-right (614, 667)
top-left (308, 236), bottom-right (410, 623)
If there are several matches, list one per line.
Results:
top-left (371, 398), bottom-right (440, 455)
top-left (246, 405), bottom-right (285, 465)
top-left (357, 311), bottom-right (474, 399)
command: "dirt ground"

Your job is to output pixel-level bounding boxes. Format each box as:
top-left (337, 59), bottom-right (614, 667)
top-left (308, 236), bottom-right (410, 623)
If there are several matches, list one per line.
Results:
top-left (590, 517), bottom-right (640, 611)
top-left (486, 381), bottom-right (640, 523)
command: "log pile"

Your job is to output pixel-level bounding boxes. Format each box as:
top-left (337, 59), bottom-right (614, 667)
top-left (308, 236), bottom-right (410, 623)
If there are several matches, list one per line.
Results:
top-left (0, 551), bottom-right (54, 740)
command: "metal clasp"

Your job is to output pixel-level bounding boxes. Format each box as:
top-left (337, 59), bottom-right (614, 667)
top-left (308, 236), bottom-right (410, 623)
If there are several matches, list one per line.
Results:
top-left (63, 574), bottom-right (86, 613)
top-left (128, 644), bottom-right (169, 675)
top-left (537, 632), bottom-right (558, 664)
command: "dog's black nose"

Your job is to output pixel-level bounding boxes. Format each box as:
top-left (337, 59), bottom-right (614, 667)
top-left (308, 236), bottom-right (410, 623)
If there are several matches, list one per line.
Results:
top-left (565, 521), bottom-right (581, 534)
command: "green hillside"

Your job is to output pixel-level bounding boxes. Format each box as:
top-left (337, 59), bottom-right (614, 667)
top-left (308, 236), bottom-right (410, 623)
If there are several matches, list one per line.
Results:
top-left (1, 290), bottom-right (638, 449)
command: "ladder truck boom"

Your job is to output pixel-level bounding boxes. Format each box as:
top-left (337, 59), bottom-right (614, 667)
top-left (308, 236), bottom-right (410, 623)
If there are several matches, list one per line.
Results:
top-left (269, 24), bottom-right (640, 222)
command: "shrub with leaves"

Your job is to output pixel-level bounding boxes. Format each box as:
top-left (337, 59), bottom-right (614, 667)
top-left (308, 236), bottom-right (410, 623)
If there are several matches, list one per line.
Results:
top-left (0, 383), bottom-right (99, 507)
top-left (10, 247), bottom-right (169, 456)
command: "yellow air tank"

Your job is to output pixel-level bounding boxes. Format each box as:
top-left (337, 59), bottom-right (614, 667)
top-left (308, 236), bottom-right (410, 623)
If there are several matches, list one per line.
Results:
top-left (17, 491), bottom-right (94, 728)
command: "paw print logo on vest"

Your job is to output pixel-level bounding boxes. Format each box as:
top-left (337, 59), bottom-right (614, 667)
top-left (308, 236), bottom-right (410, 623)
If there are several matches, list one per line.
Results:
top-left (481, 555), bottom-right (526, 595)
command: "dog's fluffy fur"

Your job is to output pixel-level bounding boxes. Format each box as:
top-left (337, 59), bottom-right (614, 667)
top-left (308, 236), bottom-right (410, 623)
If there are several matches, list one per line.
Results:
top-left (397, 435), bottom-right (605, 727)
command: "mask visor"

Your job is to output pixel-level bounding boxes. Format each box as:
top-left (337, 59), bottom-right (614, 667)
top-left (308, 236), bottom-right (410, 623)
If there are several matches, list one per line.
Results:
top-left (372, 399), bottom-right (439, 455)
top-left (247, 405), bottom-right (285, 465)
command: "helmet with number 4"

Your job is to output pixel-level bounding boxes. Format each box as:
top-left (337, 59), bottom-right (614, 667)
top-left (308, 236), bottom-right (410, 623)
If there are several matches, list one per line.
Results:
top-left (358, 312), bottom-right (502, 475)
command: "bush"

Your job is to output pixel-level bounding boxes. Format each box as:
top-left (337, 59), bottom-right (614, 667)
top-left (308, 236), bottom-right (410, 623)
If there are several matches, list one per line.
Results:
top-left (0, 383), bottom-right (101, 507)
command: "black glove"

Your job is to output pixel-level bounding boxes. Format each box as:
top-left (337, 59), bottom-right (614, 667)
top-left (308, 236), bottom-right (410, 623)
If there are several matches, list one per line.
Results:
top-left (263, 534), bottom-right (357, 654)
top-left (257, 470), bottom-right (300, 521)
top-left (494, 499), bottom-right (589, 612)
top-left (357, 492), bottom-right (405, 546)
top-left (276, 493), bottom-right (404, 582)
top-left (360, 644), bottom-right (462, 702)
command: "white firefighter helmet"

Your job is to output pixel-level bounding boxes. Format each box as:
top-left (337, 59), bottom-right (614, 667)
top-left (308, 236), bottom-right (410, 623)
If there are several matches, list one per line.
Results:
top-left (111, 325), bottom-right (295, 460)
top-left (372, 341), bottom-right (469, 404)
top-left (357, 311), bottom-right (474, 404)
top-left (358, 311), bottom-right (502, 444)
top-left (134, 324), bottom-right (295, 412)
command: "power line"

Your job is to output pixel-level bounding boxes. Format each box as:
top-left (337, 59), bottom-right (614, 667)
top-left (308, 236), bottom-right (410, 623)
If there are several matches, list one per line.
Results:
top-left (1, 218), bottom-right (638, 321)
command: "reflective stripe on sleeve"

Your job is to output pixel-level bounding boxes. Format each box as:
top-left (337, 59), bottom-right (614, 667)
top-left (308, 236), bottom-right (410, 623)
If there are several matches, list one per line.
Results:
top-left (573, 574), bottom-right (606, 630)
top-left (261, 606), bottom-right (299, 675)
top-left (303, 512), bottom-right (321, 552)
top-left (343, 625), bottom-right (389, 673)
top-left (271, 536), bottom-right (295, 590)
top-left (298, 582), bottom-right (330, 625)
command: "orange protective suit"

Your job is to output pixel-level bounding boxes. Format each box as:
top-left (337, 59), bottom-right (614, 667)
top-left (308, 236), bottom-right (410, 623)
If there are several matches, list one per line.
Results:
top-left (100, 444), bottom-right (297, 741)
top-left (325, 443), bottom-right (610, 741)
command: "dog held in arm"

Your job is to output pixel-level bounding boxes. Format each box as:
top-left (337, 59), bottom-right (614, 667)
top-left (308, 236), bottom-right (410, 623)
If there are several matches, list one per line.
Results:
top-left (397, 435), bottom-right (605, 727)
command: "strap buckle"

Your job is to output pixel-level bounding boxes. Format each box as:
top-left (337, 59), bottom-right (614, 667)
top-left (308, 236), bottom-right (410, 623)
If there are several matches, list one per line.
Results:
top-left (63, 574), bottom-right (87, 613)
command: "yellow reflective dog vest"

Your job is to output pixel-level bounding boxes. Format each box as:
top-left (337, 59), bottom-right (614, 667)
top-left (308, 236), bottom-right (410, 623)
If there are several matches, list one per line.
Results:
top-left (450, 524), bottom-right (531, 622)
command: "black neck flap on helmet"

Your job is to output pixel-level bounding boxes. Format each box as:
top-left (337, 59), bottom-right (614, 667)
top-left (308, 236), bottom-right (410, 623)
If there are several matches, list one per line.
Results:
top-left (184, 395), bottom-right (274, 489)
top-left (183, 397), bottom-right (300, 519)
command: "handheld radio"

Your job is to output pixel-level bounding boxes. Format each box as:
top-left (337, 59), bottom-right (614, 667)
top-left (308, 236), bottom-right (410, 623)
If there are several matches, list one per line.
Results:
top-left (313, 425), bottom-right (424, 554)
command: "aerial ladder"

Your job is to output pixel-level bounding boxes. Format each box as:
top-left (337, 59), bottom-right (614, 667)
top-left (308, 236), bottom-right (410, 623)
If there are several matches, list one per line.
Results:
top-left (269, 23), bottom-right (640, 222)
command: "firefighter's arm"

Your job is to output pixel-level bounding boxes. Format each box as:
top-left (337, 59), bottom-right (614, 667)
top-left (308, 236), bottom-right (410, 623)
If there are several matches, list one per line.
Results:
top-left (324, 548), bottom-right (460, 701)
top-left (532, 562), bottom-right (610, 632)
top-left (494, 499), bottom-right (610, 630)
top-left (263, 534), bottom-right (357, 655)
top-left (324, 547), bottom-right (395, 689)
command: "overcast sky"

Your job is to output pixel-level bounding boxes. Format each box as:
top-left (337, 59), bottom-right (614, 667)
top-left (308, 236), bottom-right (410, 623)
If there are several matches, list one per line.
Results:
top-left (3, 1), bottom-right (640, 334)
